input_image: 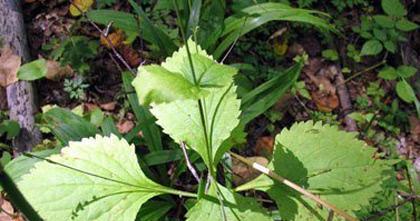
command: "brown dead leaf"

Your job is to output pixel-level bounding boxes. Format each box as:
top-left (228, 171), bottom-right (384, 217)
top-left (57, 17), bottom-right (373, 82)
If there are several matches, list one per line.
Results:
top-left (117, 119), bottom-right (134, 134)
top-left (0, 48), bottom-right (21, 87)
top-left (0, 196), bottom-right (24, 221)
top-left (100, 30), bottom-right (124, 49)
top-left (99, 101), bottom-right (117, 111)
top-left (45, 60), bottom-right (73, 81)
top-left (83, 103), bottom-right (98, 112)
top-left (409, 116), bottom-right (420, 143)
top-left (120, 45), bottom-right (142, 67)
top-left (232, 156), bottom-right (269, 186)
top-left (255, 136), bottom-right (274, 156)
top-left (304, 61), bottom-right (339, 112)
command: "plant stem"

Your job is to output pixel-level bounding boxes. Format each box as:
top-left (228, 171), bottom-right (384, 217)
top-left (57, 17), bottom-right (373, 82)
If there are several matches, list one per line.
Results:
top-left (340, 60), bottom-right (386, 85)
top-left (229, 151), bottom-right (358, 221)
top-left (180, 142), bottom-right (201, 183)
top-left (172, 0), bottom-right (214, 174)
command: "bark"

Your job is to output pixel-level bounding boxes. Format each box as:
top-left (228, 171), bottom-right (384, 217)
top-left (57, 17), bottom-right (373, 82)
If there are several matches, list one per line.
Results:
top-left (0, 0), bottom-right (41, 155)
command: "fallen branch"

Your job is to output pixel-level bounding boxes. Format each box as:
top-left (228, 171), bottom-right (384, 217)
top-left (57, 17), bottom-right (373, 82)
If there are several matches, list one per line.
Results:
top-left (229, 151), bottom-right (358, 221)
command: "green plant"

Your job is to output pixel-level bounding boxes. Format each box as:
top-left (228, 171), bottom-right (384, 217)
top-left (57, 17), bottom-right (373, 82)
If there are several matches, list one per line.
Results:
top-left (378, 65), bottom-right (419, 116)
top-left (4, 40), bottom-right (395, 221)
top-left (63, 76), bottom-right (89, 100)
top-left (346, 44), bottom-right (362, 62)
top-left (298, 0), bottom-right (368, 12)
top-left (49, 36), bottom-right (99, 75)
top-left (353, 0), bottom-right (419, 56)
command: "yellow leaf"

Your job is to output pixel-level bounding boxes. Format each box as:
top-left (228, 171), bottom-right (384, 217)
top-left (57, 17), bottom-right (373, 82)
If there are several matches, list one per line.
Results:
top-left (100, 30), bottom-right (125, 48)
top-left (69, 0), bottom-right (94, 17)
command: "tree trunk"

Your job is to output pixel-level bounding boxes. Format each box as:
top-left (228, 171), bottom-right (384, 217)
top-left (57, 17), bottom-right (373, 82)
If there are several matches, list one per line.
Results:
top-left (0, 0), bottom-right (41, 155)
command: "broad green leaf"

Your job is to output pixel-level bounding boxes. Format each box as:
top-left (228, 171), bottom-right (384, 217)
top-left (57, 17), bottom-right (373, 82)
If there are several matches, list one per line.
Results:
top-left (90, 107), bottom-right (104, 127)
top-left (186, 182), bottom-right (271, 221)
top-left (383, 40), bottom-right (396, 53)
top-left (122, 72), bottom-right (163, 152)
top-left (378, 66), bottom-right (398, 80)
top-left (133, 65), bottom-right (206, 105)
top-left (396, 65), bottom-right (417, 78)
top-left (101, 117), bottom-right (121, 138)
top-left (396, 18), bottom-right (419, 31)
top-left (42, 107), bottom-right (97, 145)
top-left (381, 0), bottom-right (406, 17)
top-left (373, 15), bottom-right (394, 28)
top-left (213, 3), bottom-right (334, 59)
top-left (4, 148), bottom-right (60, 185)
top-left (361, 40), bottom-right (383, 56)
top-left (18, 135), bottom-right (179, 221)
top-left (373, 28), bottom-right (387, 42)
top-left (321, 49), bottom-right (339, 61)
top-left (133, 40), bottom-right (241, 169)
top-left (237, 121), bottom-right (392, 220)
top-left (0, 120), bottom-right (20, 139)
top-left (17, 59), bottom-right (47, 81)
top-left (136, 200), bottom-right (174, 221)
top-left (396, 80), bottom-right (416, 103)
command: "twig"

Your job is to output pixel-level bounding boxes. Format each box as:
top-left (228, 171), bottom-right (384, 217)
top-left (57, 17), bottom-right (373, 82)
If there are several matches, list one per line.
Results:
top-left (180, 142), bottom-right (201, 183)
top-left (69, 1), bottom-right (136, 74)
top-left (229, 151), bottom-right (358, 221)
top-left (220, 16), bottom-right (249, 64)
top-left (339, 60), bottom-right (386, 85)
top-left (362, 195), bottom-right (417, 221)
top-left (333, 65), bottom-right (357, 131)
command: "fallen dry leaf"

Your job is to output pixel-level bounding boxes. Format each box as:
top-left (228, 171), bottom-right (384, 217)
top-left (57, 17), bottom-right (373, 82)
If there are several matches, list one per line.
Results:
top-left (409, 116), bottom-right (420, 143)
top-left (304, 60), bottom-right (339, 112)
top-left (120, 45), bottom-right (142, 67)
top-left (117, 119), bottom-right (134, 134)
top-left (100, 101), bottom-right (117, 111)
top-left (100, 30), bottom-right (124, 49)
top-left (83, 103), bottom-right (98, 112)
top-left (232, 156), bottom-right (269, 186)
top-left (69, 0), bottom-right (93, 16)
top-left (0, 47), bottom-right (21, 87)
top-left (0, 196), bottom-right (24, 221)
top-left (255, 136), bottom-right (274, 156)
top-left (45, 60), bottom-right (73, 81)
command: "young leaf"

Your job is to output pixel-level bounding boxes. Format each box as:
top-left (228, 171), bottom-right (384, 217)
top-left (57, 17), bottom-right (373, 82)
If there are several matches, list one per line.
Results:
top-left (396, 65), bottom-right (417, 78)
top-left (383, 40), bottom-right (396, 53)
top-left (396, 18), bottom-right (419, 31)
top-left (396, 80), bottom-right (416, 103)
top-left (360, 40), bottom-right (383, 56)
top-left (378, 66), bottom-right (398, 80)
top-left (186, 182), bottom-right (271, 221)
top-left (373, 15), bottom-right (394, 29)
top-left (18, 135), bottom-right (185, 221)
top-left (133, 40), bottom-right (241, 169)
top-left (381, 0), bottom-right (406, 17)
top-left (236, 121), bottom-right (392, 220)
top-left (70, 0), bottom-right (94, 16)
top-left (17, 59), bottom-right (47, 81)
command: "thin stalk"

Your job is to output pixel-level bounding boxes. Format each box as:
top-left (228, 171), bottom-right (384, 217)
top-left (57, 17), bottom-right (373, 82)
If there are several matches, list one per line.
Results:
top-left (172, 0), bottom-right (214, 174)
top-left (340, 60), bottom-right (386, 85)
top-left (180, 142), bottom-right (201, 183)
top-left (229, 151), bottom-right (358, 221)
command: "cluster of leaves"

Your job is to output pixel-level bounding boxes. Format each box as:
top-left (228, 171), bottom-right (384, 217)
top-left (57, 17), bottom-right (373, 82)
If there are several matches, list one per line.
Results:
top-left (63, 76), bottom-right (90, 100)
top-left (298, 0), bottom-right (368, 12)
top-left (3, 40), bottom-right (393, 221)
top-left (353, 0), bottom-right (419, 56)
top-left (378, 65), bottom-right (418, 105)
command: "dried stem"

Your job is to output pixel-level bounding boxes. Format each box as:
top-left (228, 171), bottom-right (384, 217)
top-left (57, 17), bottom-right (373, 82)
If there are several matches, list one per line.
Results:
top-left (229, 151), bottom-right (358, 221)
top-left (69, 1), bottom-right (136, 74)
top-left (180, 142), bottom-right (201, 183)
top-left (340, 60), bottom-right (386, 85)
